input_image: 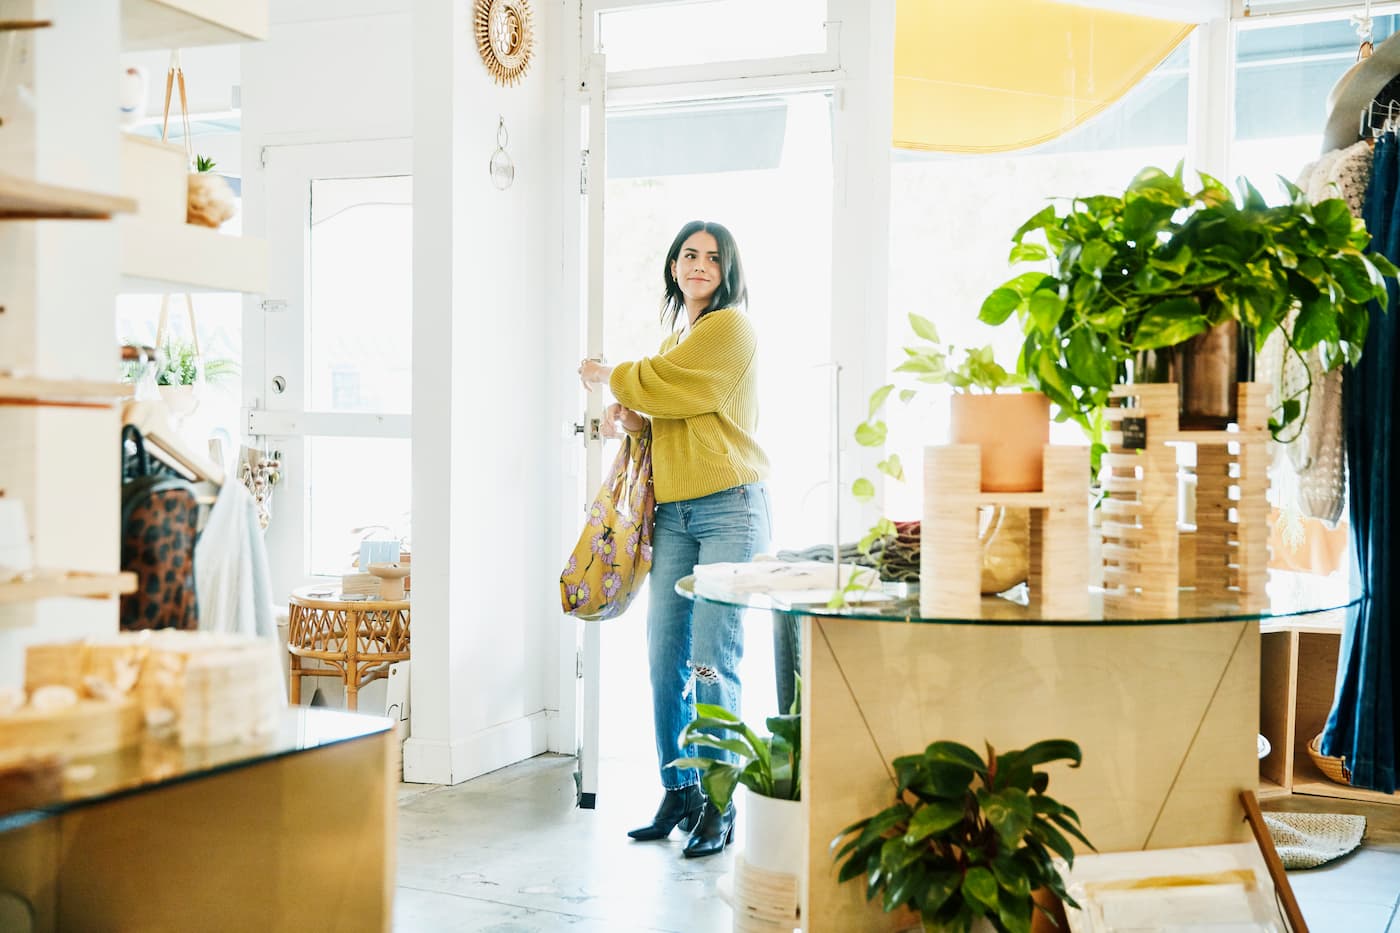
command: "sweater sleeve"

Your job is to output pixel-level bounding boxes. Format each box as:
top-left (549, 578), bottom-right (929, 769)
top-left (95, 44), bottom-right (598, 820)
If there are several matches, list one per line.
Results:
top-left (609, 310), bottom-right (755, 419)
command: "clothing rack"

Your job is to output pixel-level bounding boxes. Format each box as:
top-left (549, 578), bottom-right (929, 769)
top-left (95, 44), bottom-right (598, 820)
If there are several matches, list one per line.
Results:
top-left (1360, 72), bottom-right (1400, 138)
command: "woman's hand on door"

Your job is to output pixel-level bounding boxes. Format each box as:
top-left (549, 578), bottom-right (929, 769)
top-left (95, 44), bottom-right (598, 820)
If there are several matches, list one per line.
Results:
top-left (578, 358), bottom-right (614, 392)
top-left (601, 402), bottom-right (646, 438)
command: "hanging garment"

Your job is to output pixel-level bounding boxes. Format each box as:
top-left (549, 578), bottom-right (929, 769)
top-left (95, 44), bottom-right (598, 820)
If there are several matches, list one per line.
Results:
top-left (194, 479), bottom-right (276, 639)
top-left (1323, 131), bottom-right (1398, 793)
top-left (120, 425), bottom-right (200, 631)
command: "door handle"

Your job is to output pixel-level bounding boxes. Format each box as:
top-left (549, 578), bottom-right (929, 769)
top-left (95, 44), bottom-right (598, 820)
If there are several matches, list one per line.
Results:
top-left (573, 418), bottom-right (602, 442)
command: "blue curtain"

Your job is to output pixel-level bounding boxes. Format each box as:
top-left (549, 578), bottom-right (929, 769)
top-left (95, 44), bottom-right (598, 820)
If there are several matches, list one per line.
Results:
top-left (1322, 132), bottom-right (1398, 793)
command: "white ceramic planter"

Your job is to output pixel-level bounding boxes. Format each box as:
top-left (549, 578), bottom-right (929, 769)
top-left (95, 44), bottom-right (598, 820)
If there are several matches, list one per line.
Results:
top-left (158, 384), bottom-right (199, 420)
top-left (741, 788), bottom-right (803, 877)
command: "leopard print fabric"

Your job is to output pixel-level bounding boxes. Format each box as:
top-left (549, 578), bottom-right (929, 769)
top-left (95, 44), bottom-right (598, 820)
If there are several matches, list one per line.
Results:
top-left (120, 477), bottom-right (200, 631)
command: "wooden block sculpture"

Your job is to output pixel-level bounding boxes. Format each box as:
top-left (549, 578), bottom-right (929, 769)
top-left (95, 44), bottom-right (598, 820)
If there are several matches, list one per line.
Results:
top-left (921, 445), bottom-right (1090, 619)
top-left (1102, 385), bottom-right (1181, 614)
top-left (1102, 383), bottom-right (1272, 614)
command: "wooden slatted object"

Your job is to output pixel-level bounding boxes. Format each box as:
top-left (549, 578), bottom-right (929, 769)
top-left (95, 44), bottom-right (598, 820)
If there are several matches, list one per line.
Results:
top-left (922, 444), bottom-right (1090, 619)
top-left (1102, 383), bottom-right (1271, 614)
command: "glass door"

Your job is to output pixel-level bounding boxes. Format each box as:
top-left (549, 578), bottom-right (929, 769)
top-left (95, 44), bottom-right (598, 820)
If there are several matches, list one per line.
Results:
top-left (254, 139), bottom-right (414, 632)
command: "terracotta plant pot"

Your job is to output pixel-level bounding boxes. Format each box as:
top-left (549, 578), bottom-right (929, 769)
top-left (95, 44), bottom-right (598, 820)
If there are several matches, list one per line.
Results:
top-left (1133, 319), bottom-right (1254, 430)
top-left (949, 392), bottom-right (1050, 492)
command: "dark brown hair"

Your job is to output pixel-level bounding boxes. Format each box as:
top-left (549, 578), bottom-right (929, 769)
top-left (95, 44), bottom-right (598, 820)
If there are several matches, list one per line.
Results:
top-left (660, 220), bottom-right (748, 329)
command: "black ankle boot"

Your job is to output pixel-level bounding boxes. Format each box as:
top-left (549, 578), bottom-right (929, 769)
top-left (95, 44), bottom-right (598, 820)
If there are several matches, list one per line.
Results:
top-left (682, 798), bottom-right (736, 858)
top-left (627, 785), bottom-right (704, 841)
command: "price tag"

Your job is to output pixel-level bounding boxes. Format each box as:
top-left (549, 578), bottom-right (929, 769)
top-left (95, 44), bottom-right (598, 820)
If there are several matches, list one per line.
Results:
top-left (1121, 416), bottom-right (1148, 450)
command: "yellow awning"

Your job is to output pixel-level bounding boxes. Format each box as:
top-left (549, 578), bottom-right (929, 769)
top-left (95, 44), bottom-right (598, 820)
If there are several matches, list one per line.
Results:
top-left (894, 1), bottom-right (1196, 153)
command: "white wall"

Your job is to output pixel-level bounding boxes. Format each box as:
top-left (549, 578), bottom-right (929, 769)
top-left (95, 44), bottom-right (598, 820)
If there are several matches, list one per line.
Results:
top-left (240, 0), bottom-right (566, 784)
top-left (405, 0), bottom-right (566, 785)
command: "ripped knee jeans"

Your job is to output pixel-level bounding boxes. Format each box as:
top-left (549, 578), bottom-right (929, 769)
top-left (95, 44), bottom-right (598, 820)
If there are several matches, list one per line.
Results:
top-left (646, 483), bottom-right (772, 790)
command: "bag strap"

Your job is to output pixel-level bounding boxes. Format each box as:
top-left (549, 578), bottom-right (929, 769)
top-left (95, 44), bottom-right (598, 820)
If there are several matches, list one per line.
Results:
top-left (160, 50), bottom-right (193, 166)
top-left (122, 424), bottom-right (151, 480)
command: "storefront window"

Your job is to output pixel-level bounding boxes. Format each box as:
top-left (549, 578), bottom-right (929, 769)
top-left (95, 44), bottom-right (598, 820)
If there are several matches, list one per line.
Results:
top-left (883, 45), bottom-right (1190, 519)
top-left (1232, 14), bottom-right (1400, 201)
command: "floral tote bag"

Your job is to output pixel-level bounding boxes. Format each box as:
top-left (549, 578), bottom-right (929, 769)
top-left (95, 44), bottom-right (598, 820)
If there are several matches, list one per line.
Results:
top-left (560, 427), bottom-right (655, 621)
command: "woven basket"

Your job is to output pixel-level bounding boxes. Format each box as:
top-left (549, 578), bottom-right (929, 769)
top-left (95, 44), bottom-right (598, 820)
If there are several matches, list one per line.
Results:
top-left (1307, 733), bottom-right (1352, 785)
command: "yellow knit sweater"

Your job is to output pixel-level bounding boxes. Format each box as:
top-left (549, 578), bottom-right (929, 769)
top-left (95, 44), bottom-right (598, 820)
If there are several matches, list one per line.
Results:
top-left (610, 308), bottom-right (769, 504)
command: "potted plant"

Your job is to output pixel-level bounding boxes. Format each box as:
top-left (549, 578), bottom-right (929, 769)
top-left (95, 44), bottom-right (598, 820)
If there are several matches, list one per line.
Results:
top-left (978, 164), bottom-right (1397, 438)
top-left (670, 686), bottom-right (801, 877)
top-left (122, 339), bottom-right (238, 419)
top-left (187, 154), bottom-right (237, 229)
top-left (832, 738), bottom-right (1091, 933)
top-left (856, 313), bottom-right (1047, 495)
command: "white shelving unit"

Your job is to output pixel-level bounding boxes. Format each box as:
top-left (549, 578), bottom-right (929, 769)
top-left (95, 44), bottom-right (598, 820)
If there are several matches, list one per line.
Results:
top-left (121, 0), bottom-right (267, 51)
top-left (119, 217), bottom-right (268, 293)
top-left (0, 173), bottom-right (136, 220)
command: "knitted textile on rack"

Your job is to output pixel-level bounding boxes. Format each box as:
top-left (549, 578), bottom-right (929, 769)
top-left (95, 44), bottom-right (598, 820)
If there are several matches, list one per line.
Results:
top-left (1265, 140), bottom-right (1370, 523)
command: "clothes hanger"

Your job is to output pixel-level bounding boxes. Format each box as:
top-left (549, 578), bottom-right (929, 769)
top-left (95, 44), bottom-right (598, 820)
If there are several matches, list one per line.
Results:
top-left (122, 399), bottom-right (225, 487)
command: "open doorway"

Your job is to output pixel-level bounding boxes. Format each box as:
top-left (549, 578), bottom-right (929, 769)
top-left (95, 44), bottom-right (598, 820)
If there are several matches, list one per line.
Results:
top-left (595, 90), bottom-right (836, 777)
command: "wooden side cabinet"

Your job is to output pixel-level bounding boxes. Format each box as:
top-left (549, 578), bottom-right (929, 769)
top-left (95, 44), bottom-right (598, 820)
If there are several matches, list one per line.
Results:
top-left (0, 710), bottom-right (395, 932)
top-left (1260, 616), bottom-right (1400, 805)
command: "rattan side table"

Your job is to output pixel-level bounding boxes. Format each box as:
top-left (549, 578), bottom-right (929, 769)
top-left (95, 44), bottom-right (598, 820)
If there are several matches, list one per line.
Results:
top-left (287, 586), bottom-right (411, 711)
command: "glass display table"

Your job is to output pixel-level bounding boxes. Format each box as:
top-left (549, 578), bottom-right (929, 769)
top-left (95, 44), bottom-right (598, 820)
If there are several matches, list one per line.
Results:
top-left (680, 575), bottom-right (1353, 933)
top-left (0, 708), bottom-right (395, 932)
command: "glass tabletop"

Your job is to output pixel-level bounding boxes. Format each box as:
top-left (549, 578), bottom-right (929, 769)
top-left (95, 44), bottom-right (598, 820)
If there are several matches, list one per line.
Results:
top-left (0, 707), bottom-right (392, 833)
top-left (677, 571), bottom-right (1356, 626)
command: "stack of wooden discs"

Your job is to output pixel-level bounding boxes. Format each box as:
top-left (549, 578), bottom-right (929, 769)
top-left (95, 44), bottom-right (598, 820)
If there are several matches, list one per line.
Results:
top-left (729, 855), bottom-right (799, 933)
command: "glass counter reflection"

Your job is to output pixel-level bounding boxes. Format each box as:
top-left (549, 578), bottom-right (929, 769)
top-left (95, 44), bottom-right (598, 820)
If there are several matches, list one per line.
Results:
top-left (0, 707), bottom-right (391, 833)
top-left (679, 569), bottom-right (1355, 625)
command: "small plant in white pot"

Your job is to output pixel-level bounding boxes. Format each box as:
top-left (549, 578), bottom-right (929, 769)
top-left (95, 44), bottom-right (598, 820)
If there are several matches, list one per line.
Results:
top-left (856, 313), bottom-right (1049, 495)
top-left (670, 682), bottom-right (802, 879)
top-left (123, 339), bottom-right (238, 420)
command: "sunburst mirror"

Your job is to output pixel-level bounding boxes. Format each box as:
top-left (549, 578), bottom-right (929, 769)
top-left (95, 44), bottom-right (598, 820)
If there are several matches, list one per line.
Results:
top-left (474, 0), bottom-right (534, 87)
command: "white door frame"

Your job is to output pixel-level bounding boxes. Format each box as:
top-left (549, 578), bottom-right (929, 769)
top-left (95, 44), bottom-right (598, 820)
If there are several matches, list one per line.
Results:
top-left (556, 0), bottom-right (883, 804)
top-left (251, 137), bottom-right (414, 597)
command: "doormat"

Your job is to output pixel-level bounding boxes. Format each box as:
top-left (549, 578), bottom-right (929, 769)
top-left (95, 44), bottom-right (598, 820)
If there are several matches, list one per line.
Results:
top-left (1264, 812), bottom-right (1366, 869)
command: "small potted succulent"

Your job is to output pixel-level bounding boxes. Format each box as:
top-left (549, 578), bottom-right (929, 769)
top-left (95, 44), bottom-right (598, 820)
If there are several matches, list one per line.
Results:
top-left (187, 154), bottom-right (237, 228)
top-left (832, 738), bottom-right (1091, 933)
top-left (979, 164), bottom-right (1397, 438)
top-left (670, 687), bottom-right (802, 877)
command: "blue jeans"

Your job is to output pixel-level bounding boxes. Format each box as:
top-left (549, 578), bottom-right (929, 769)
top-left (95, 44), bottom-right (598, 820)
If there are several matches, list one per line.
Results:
top-left (647, 482), bottom-right (771, 790)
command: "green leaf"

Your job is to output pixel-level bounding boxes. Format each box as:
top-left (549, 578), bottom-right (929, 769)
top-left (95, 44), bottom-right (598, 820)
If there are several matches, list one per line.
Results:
top-left (902, 799), bottom-right (965, 843)
top-left (1292, 294), bottom-right (1341, 351)
top-left (852, 477), bottom-right (876, 502)
top-left (922, 741), bottom-right (988, 772)
top-left (1009, 241), bottom-right (1048, 264)
top-left (1049, 812), bottom-right (1096, 852)
top-left (877, 454), bottom-right (905, 482)
top-left (1078, 240), bottom-right (1116, 276)
top-left (867, 384), bottom-right (894, 419)
top-left (1030, 817), bottom-right (1077, 863)
top-left (1006, 271), bottom-right (1056, 298)
top-left (1313, 198), bottom-right (1356, 245)
top-left (1130, 297), bottom-right (1209, 350)
top-left (1028, 289), bottom-right (1065, 336)
top-left (979, 287), bottom-right (1022, 326)
top-left (1015, 739), bottom-right (1083, 770)
top-left (996, 886), bottom-right (1035, 933)
top-left (979, 787), bottom-right (1034, 850)
top-left (1371, 251), bottom-right (1400, 278)
top-left (919, 870), bottom-right (963, 917)
top-left (1012, 204), bottom-right (1056, 243)
top-left (962, 867), bottom-right (999, 913)
top-left (880, 836), bottom-right (923, 876)
top-left (854, 421), bottom-right (887, 447)
top-left (991, 857), bottom-right (1031, 899)
top-left (909, 312), bottom-right (941, 344)
top-left (697, 762), bottom-right (743, 812)
top-left (899, 388), bottom-right (918, 404)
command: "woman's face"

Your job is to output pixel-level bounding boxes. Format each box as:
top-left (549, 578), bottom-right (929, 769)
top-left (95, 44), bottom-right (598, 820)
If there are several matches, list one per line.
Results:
top-left (670, 231), bottom-right (722, 308)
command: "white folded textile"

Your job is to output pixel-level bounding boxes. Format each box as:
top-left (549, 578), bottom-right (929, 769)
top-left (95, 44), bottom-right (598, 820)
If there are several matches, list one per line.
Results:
top-left (692, 559), bottom-right (880, 594)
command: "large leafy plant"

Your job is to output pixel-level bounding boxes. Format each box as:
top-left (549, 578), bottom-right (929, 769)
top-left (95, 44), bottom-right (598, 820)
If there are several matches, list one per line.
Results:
top-left (122, 340), bottom-right (238, 387)
top-left (668, 683), bottom-right (801, 811)
top-left (832, 739), bottom-right (1091, 933)
top-left (978, 164), bottom-right (1398, 440)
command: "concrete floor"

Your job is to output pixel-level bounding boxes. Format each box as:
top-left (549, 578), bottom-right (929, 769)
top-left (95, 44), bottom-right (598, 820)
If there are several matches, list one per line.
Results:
top-left (394, 754), bottom-right (1400, 933)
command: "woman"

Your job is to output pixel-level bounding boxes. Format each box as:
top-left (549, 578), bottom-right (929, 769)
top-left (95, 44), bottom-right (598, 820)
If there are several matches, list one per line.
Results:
top-left (578, 220), bottom-right (771, 859)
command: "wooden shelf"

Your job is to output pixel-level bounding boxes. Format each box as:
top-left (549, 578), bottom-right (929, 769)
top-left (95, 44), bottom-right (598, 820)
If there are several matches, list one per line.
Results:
top-left (121, 0), bottom-right (267, 51)
top-left (1256, 778), bottom-right (1289, 802)
top-left (0, 174), bottom-right (137, 221)
top-left (0, 572), bottom-right (137, 606)
top-left (0, 377), bottom-right (129, 408)
top-left (0, 20), bottom-right (52, 31)
top-left (119, 218), bottom-right (267, 294)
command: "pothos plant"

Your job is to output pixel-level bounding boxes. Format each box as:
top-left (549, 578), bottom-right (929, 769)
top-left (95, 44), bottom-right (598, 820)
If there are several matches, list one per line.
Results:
top-left (667, 677), bottom-right (801, 811)
top-left (832, 739), bottom-right (1092, 933)
top-left (829, 314), bottom-right (1023, 608)
top-left (978, 163), bottom-right (1398, 442)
